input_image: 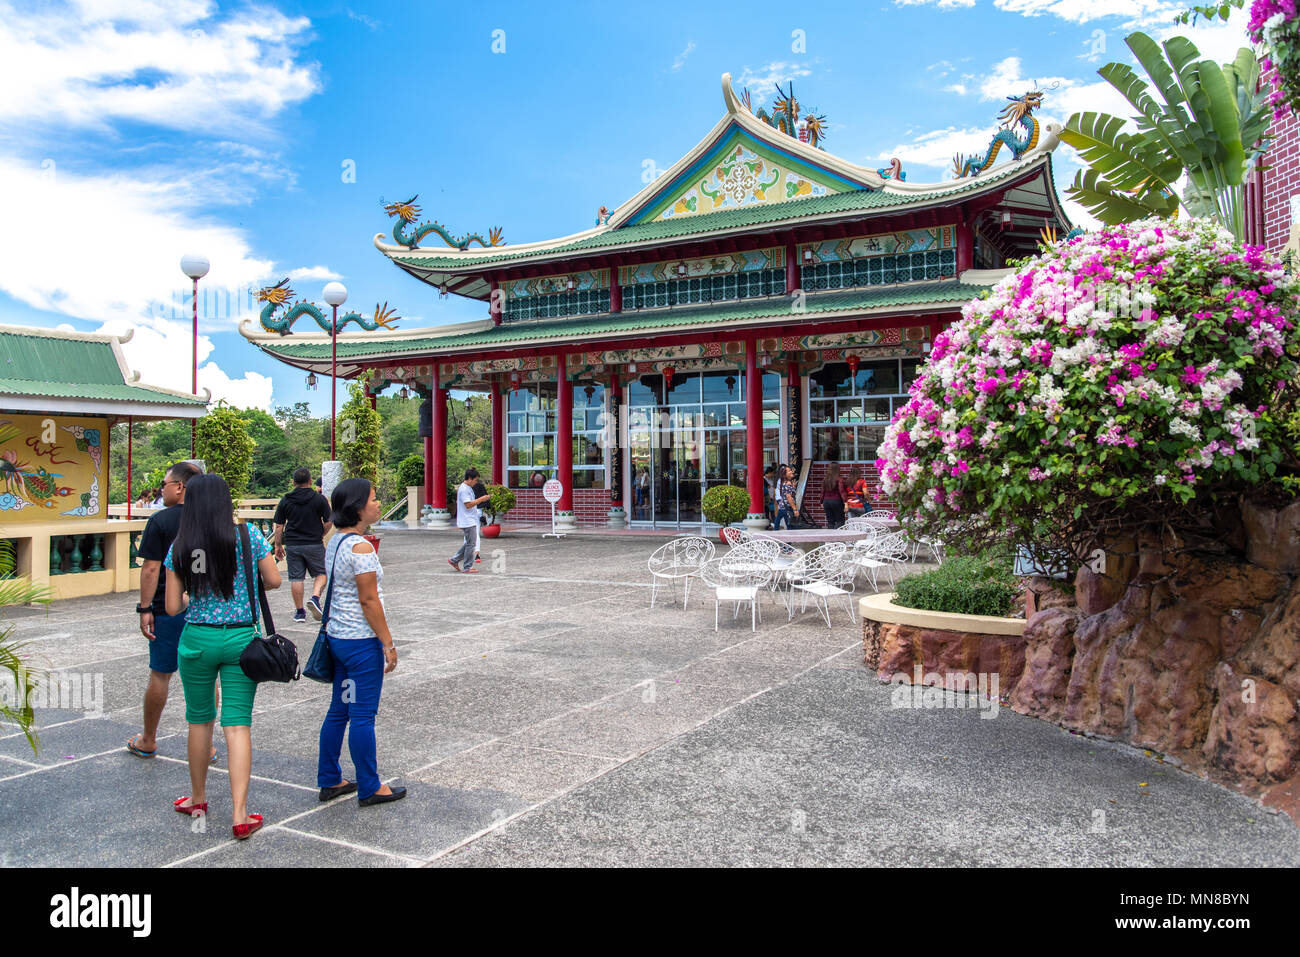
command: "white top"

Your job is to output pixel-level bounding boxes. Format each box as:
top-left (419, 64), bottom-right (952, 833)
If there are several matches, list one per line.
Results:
top-left (456, 483), bottom-right (480, 528)
top-left (323, 533), bottom-right (385, 640)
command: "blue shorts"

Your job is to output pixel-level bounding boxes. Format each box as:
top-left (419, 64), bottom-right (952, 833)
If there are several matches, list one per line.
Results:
top-left (148, 611), bottom-right (187, 674)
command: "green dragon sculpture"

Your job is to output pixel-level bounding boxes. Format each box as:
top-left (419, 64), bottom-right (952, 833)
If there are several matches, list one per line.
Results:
top-left (255, 280), bottom-right (400, 336)
top-left (383, 195), bottom-right (505, 250)
top-left (953, 90), bottom-right (1045, 178)
top-left (740, 82), bottom-right (827, 149)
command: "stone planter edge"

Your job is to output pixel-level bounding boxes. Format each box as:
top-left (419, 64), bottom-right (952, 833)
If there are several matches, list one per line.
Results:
top-left (857, 592), bottom-right (1025, 637)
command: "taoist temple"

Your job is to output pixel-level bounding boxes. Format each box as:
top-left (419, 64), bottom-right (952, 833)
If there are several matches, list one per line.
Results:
top-left (243, 73), bottom-right (1071, 529)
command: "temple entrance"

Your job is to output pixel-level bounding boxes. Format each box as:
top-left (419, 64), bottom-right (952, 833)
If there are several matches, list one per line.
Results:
top-left (627, 370), bottom-right (776, 530)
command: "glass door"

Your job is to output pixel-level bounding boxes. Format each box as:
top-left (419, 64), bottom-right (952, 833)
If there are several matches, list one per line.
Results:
top-left (674, 419), bottom-right (702, 526)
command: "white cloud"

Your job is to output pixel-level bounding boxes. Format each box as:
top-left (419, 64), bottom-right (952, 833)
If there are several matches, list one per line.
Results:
top-left (346, 7), bottom-right (381, 31)
top-left (0, 0), bottom-right (320, 137)
top-left (732, 62), bottom-right (814, 108)
top-left (672, 41), bottom-right (695, 72)
top-left (992, 0), bottom-right (1185, 24)
top-left (976, 55), bottom-right (1131, 127)
top-left (287, 266), bottom-right (343, 282)
top-left (947, 83), bottom-right (969, 95)
top-left (96, 315), bottom-right (274, 410)
top-left (875, 127), bottom-right (995, 179)
top-left (894, 0), bottom-right (976, 7)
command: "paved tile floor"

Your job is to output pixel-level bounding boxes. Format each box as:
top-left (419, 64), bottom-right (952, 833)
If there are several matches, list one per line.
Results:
top-left (1, 529), bottom-right (1296, 867)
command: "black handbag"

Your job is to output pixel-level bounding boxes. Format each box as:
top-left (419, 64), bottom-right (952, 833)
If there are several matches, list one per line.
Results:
top-left (236, 524), bottom-right (300, 683)
top-left (302, 533), bottom-right (357, 683)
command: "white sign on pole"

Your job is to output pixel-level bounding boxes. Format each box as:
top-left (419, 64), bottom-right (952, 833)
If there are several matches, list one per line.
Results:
top-left (542, 479), bottom-right (566, 538)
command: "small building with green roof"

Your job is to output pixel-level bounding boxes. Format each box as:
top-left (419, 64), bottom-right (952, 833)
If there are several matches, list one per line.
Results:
top-left (0, 323), bottom-right (208, 599)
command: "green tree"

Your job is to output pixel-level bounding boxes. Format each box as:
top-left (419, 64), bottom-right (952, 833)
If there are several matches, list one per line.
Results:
top-left (239, 408), bottom-right (293, 496)
top-left (339, 372), bottom-right (382, 485)
top-left (1060, 32), bottom-right (1271, 237)
top-left (195, 400), bottom-right (255, 500)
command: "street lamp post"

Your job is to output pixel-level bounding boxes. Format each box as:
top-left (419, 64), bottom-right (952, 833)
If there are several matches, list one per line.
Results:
top-left (322, 281), bottom-right (348, 459)
top-left (179, 253), bottom-right (209, 455)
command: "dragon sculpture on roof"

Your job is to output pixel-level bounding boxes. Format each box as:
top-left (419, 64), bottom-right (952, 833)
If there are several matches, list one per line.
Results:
top-left (740, 82), bottom-right (828, 149)
top-left (255, 280), bottom-right (400, 336)
top-left (953, 89), bottom-right (1052, 178)
top-left (382, 195), bottom-right (504, 250)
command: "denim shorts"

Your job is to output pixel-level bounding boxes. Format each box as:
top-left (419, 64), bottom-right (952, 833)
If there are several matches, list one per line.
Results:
top-left (148, 611), bottom-right (187, 674)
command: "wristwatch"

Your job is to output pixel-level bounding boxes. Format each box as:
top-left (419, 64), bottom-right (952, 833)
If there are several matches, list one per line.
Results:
top-left (135, 604), bottom-right (152, 614)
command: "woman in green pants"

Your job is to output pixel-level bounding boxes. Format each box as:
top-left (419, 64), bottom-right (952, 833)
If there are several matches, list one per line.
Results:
top-left (165, 474), bottom-right (282, 840)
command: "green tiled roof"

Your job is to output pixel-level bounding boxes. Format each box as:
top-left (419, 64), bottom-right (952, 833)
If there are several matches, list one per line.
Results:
top-left (0, 330), bottom-right (208, 407)
top-left (254, 282), bottom-right (986, 362)
top-left (388, 161), bottom-right (1038, 272)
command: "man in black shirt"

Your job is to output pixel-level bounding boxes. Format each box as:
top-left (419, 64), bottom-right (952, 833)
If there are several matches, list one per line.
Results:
top-left (128, 460), bottom-right (203, 760)
top-left (273, 467), bottom-right (333, 622)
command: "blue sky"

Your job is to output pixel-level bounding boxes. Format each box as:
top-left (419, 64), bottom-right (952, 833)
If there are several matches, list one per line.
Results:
top-left (0, 0), bottom-right (1254, 416)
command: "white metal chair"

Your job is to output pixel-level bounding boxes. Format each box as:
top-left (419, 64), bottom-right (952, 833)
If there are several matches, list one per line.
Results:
top-left (699, 557), bottom-right (771, 631)
top-left (787, 544), bottom-right (857, 627)
top-left (852, 532), bottom-right (909, 590)
top-left (721, 538), bottom-right (784, 607)
top-left (779, 543), bottom-right (844, 619)
top-left (648, 536), bottom-right (715, 608)
top-left (720, 526), bottom-right (745, 547)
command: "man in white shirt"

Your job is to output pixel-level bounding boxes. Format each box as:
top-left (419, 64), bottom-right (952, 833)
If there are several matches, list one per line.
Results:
top-left (449, 467), bottom-right (490, 573)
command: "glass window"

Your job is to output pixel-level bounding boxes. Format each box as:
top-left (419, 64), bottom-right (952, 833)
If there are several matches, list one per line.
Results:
top-left (533, 434), bottom-right (554, 467)
top-left (701, 371), bottom-right (741, 403)
top-left (666, 371), bottom-right (700, 405)
top-left (508, 435), bottom-right (531, 467)
top-left (629, 374), bottom-right (663, 406)
top-left (763, 371), bottom-right (780, 401)
top-left (863, 398), bottom-right (891, 422)
top-left (809, 400), bottom-right (834, 424)
top-left (863, 360), bottom-right (899, 396)
top-left (507, 411), bottom-right (525, 432)
top-left (809, 362), bottom-right (852, 398)
top-left (901, 358), bottom-right (923, 393)
top-left (728, 403), bottom-right (747, 427)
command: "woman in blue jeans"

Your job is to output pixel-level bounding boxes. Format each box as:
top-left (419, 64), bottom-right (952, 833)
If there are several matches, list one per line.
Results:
top-left (316, 478), bottom-right (405, 807)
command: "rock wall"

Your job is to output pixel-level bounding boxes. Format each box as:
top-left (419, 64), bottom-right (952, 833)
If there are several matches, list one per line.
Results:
top-left (867, 620), bottom-right (1026, 692)
top-left (1008, 501), bottom-right (1300, 824)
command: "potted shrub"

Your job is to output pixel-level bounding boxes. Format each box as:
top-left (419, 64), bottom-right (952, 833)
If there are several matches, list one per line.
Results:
top-left (701, 484), bottom-right (750, 542)
top-left (481, 484), bottom-right (516, 538)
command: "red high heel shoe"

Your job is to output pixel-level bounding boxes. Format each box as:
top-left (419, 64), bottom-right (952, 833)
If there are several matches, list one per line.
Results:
top-left (232, 814), bottom-right (263, 840)
top-left (174, 796), bottom-right (208, 817)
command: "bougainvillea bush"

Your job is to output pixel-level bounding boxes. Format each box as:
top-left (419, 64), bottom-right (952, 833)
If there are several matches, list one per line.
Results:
top-left (1251, 0), bottom-right (1300, 119)
top-left (876, 218), bottom-right (1300, 563)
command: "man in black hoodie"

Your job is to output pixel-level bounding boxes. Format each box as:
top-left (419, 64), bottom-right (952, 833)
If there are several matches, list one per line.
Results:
top-left (273, 467), bottom-right (333, 622)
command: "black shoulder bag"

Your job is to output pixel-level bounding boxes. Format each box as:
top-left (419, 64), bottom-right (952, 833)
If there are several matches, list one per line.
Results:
top-left (302, 533), bottom-right (357, 683)
top-left (236, 524), bottom-right (300, 683)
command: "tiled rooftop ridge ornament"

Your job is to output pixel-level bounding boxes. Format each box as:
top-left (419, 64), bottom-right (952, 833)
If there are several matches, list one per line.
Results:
top-left (739, 81), bottom-right (828, 149)
top-left (255, 279), bottom-right (401, 336)
top-left (595, 205), bottom-right (612, 226)
top-left (877, 157), bottom-right (906, 181)
top-left (381, 195), bottom-right (506, 251)
top-left (953, 87), bottom-right (1060, 179)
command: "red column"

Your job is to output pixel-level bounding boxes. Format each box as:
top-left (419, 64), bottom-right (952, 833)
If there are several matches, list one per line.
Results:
top-left (556, 352), bottom-right (573, 513)
top-left (746, 338), bottom-right (764, 516)
top-left (957, 213), bottom-right (973, 275)
top-left (785, 240), bottom-right (799, 293)
top-left (423, 432), bottom-right (434, 510)
top-left (609, 269), bottom-right (622, 313)
top-left (432, 367), bottom-right (448, 510)
top-left (490, 382), bottom-right (504, 485)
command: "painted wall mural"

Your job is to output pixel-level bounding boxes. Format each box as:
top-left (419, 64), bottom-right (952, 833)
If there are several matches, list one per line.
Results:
top-left (799, 226), bottom-right (956, 264)
top-left (0, 414), bottom-right (106, 522)
top-left (656, 141), bottom-right (838, 222)
top-left (619, 248), bottom-right (783, 286)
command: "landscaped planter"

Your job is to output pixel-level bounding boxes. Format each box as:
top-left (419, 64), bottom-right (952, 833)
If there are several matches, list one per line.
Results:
top-left (481, 524), bottom-right (501, 539)
top-left (859, 592), bottom-right (1027, 692)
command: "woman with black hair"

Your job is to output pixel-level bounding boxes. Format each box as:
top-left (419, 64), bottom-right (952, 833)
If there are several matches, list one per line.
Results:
top-left (163, 473), bottom-right (281, 840)
top-left (315, 478), bottom-right (405, 807)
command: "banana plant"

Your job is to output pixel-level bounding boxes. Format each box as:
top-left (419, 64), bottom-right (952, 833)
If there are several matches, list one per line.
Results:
top-left (0, 539), bottom-right (48, 753)
top-left (1060, 32), bottom-right (1272, 239)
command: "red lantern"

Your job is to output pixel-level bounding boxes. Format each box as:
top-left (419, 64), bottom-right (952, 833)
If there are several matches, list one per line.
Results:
top-left (846, 354), bottom-right (860, 376)
top-left (663, 365), bottom-right (675, 389)
top-left (510, 371), bottom-right (521, 391)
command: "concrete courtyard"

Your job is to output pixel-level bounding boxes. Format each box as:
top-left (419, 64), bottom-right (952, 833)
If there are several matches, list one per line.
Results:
top-left (0, 528), bottom-right (1296, 868)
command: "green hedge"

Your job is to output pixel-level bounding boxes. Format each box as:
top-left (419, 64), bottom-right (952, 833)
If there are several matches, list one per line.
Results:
top-left (892, 553), bottom-right (1019, 618)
